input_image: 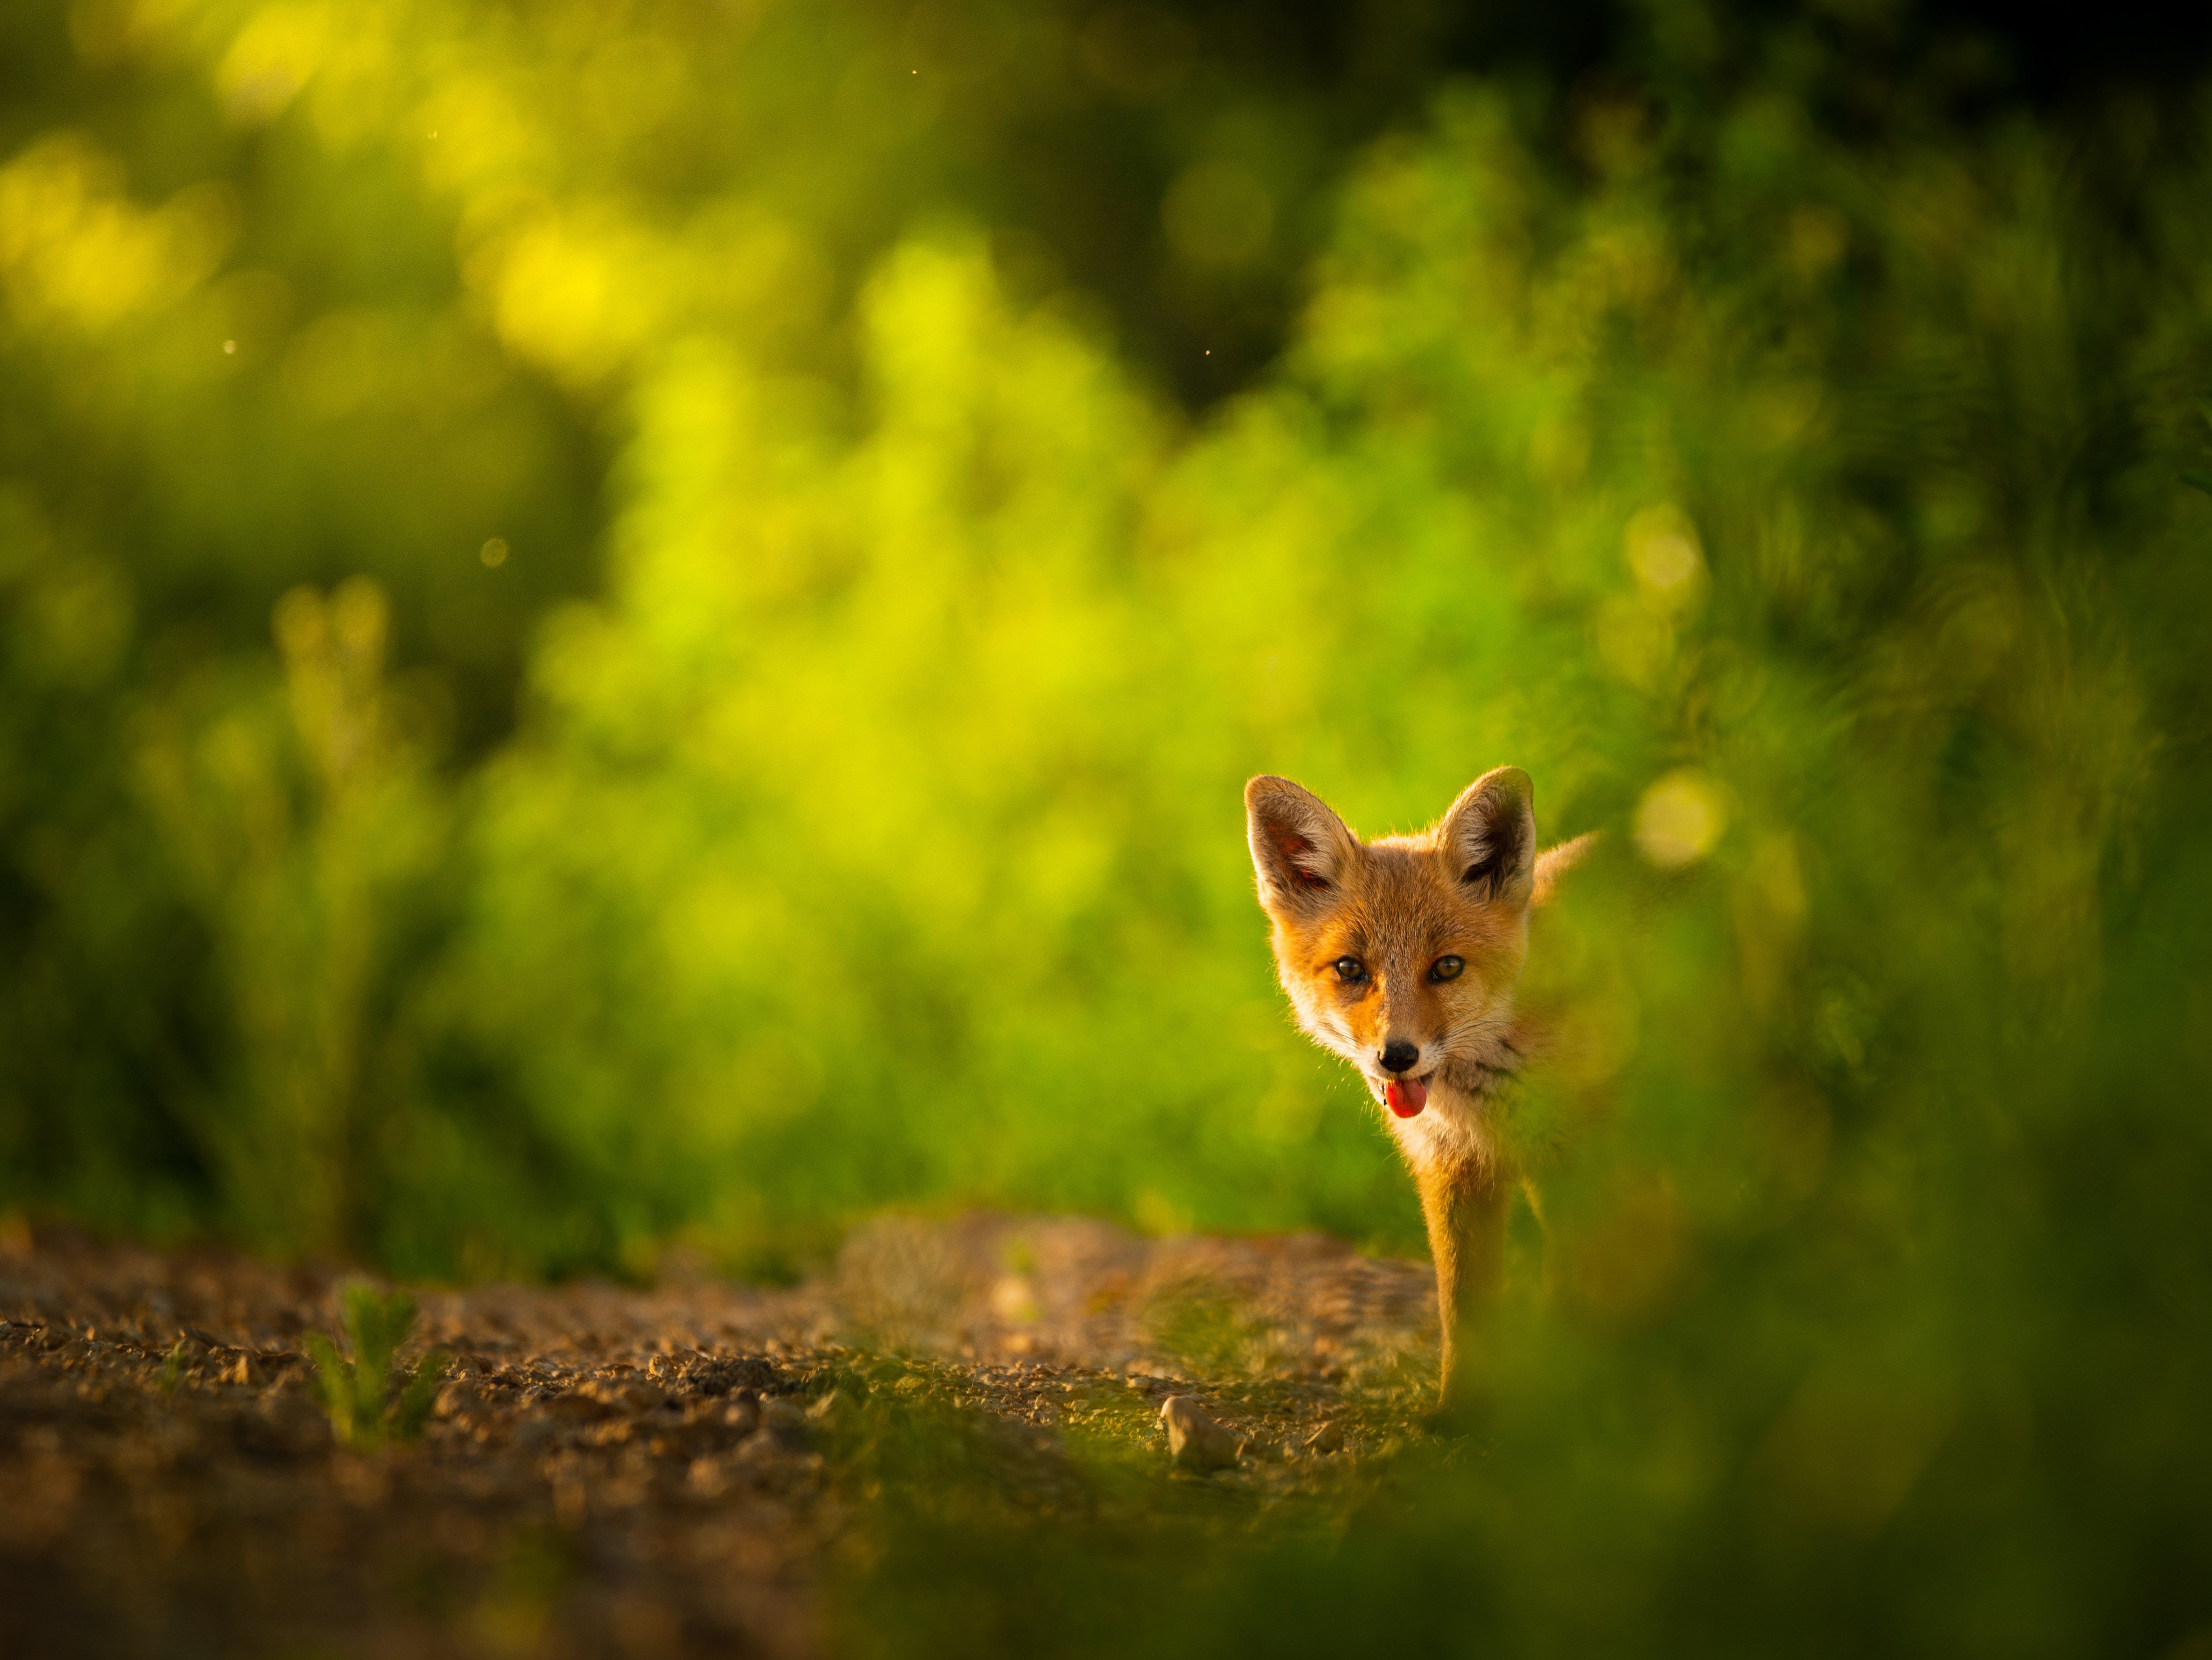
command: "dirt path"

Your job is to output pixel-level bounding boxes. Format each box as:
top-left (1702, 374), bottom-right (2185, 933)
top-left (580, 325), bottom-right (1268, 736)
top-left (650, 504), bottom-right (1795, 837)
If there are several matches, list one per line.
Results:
top-left (0, 1216), bottom-right (1442, 1659)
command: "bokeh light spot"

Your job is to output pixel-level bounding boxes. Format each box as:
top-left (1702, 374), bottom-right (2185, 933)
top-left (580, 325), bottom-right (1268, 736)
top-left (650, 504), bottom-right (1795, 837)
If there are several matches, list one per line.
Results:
top-left (1626, 506), bottom-right (1707, 606)
top-left (1634, 770), bottom-right (1727, 868)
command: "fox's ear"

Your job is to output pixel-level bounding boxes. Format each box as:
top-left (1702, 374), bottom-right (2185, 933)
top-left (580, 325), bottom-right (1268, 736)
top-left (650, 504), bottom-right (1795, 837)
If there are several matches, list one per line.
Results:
top-left (1246, 776), bottom-right (1359, 915)
top-left (1438, 766), bottom-right (1536, 908)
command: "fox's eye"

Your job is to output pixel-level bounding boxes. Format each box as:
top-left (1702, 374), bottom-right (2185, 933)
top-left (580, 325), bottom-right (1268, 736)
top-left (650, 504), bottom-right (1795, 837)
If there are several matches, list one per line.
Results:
top-left (1428, 955), bottom-right (1465, 982)
top-left (1331, 957), bottom-right (1367, 984)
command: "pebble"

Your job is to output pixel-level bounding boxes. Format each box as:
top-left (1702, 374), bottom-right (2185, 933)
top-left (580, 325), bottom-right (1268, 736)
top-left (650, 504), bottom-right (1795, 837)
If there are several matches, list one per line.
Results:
top-left (1159, 1395), bottom-right (1239, 1473)
top-left (1304, 1421), bottom-right (1345, 1455)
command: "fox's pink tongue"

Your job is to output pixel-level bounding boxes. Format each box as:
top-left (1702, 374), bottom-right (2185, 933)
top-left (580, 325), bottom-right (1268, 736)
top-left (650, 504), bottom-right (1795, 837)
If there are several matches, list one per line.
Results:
top-left (1386, 1078), bottom-right (1427, 1118)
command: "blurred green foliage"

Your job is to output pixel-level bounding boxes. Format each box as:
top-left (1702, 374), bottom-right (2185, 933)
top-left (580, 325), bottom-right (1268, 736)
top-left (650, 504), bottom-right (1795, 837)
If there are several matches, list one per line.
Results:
top-left (4, 0), bottom-right (2212, 1644)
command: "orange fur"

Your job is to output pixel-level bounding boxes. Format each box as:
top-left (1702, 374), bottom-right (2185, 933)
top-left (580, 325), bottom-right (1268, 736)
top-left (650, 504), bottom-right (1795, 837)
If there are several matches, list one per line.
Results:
top-left (1245, 768), bottom-right (1586, 1406)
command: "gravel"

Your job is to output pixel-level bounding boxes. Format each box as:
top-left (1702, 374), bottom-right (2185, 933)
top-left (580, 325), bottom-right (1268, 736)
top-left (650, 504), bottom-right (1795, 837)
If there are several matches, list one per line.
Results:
top-left (0, 1215), bottom-right (1441, 1658)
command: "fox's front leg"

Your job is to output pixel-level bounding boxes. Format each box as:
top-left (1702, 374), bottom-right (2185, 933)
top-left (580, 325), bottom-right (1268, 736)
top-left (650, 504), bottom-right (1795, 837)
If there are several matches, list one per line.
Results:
top-left (1414, 1158), bottom-right (1512, 1409)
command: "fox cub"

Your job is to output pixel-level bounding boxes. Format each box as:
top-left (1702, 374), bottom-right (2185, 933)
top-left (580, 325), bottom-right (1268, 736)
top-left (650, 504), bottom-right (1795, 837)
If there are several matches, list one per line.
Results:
top-left (1246, 768), bottom-right (1590, 1405)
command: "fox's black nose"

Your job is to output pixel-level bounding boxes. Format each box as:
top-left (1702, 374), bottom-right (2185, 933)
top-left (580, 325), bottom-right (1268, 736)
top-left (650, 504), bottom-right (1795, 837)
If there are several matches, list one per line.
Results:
top-left (1380, 1041), bottom-right (1420, 1074)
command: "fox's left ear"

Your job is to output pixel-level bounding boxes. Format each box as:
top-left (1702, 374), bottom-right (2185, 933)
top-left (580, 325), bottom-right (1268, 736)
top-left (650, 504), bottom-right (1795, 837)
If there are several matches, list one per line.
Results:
top-left (1438, 766), bottom-right (1535, 908)
top-left (1246, 775), bottom-right (1359, 917)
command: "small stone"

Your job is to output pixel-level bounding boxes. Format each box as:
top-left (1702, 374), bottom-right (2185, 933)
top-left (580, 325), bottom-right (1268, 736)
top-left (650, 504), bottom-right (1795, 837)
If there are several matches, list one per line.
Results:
top-left (1304, 1421), bottom-right (1344, 1455)
top-left (1159, 1395), bottom-right (1239, 1474)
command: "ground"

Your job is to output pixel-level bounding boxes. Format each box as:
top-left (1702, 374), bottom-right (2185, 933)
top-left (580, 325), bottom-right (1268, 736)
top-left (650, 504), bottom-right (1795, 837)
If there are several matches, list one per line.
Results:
top-left (0, 1214), bottom-right (1443, 1659)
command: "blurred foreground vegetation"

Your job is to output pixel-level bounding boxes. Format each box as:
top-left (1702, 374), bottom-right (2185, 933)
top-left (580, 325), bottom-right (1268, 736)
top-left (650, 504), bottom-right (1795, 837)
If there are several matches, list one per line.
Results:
top-left (3, 0), bottom-right (2212, 1649)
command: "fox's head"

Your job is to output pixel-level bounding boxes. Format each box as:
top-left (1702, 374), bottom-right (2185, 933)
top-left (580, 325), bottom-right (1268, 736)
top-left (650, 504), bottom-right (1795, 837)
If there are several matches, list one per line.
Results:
top-left (1246, 768), bottom-right (1553, 1150)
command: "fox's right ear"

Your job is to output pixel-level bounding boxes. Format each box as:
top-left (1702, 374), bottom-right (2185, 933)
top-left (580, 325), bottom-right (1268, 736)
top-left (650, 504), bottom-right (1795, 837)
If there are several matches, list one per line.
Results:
top-left (1246, 776), bottom-right (1359, 915)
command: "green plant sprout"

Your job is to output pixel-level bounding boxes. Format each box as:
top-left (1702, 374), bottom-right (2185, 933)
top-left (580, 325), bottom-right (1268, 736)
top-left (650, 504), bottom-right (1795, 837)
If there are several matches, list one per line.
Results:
top-left (305, 1280), bottom-right (450, 1450)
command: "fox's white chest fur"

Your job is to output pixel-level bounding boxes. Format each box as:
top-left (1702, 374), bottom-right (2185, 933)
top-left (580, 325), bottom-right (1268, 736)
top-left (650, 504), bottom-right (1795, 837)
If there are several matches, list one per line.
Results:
top-left (1380, 1076), bottom-right (1496, 1172)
